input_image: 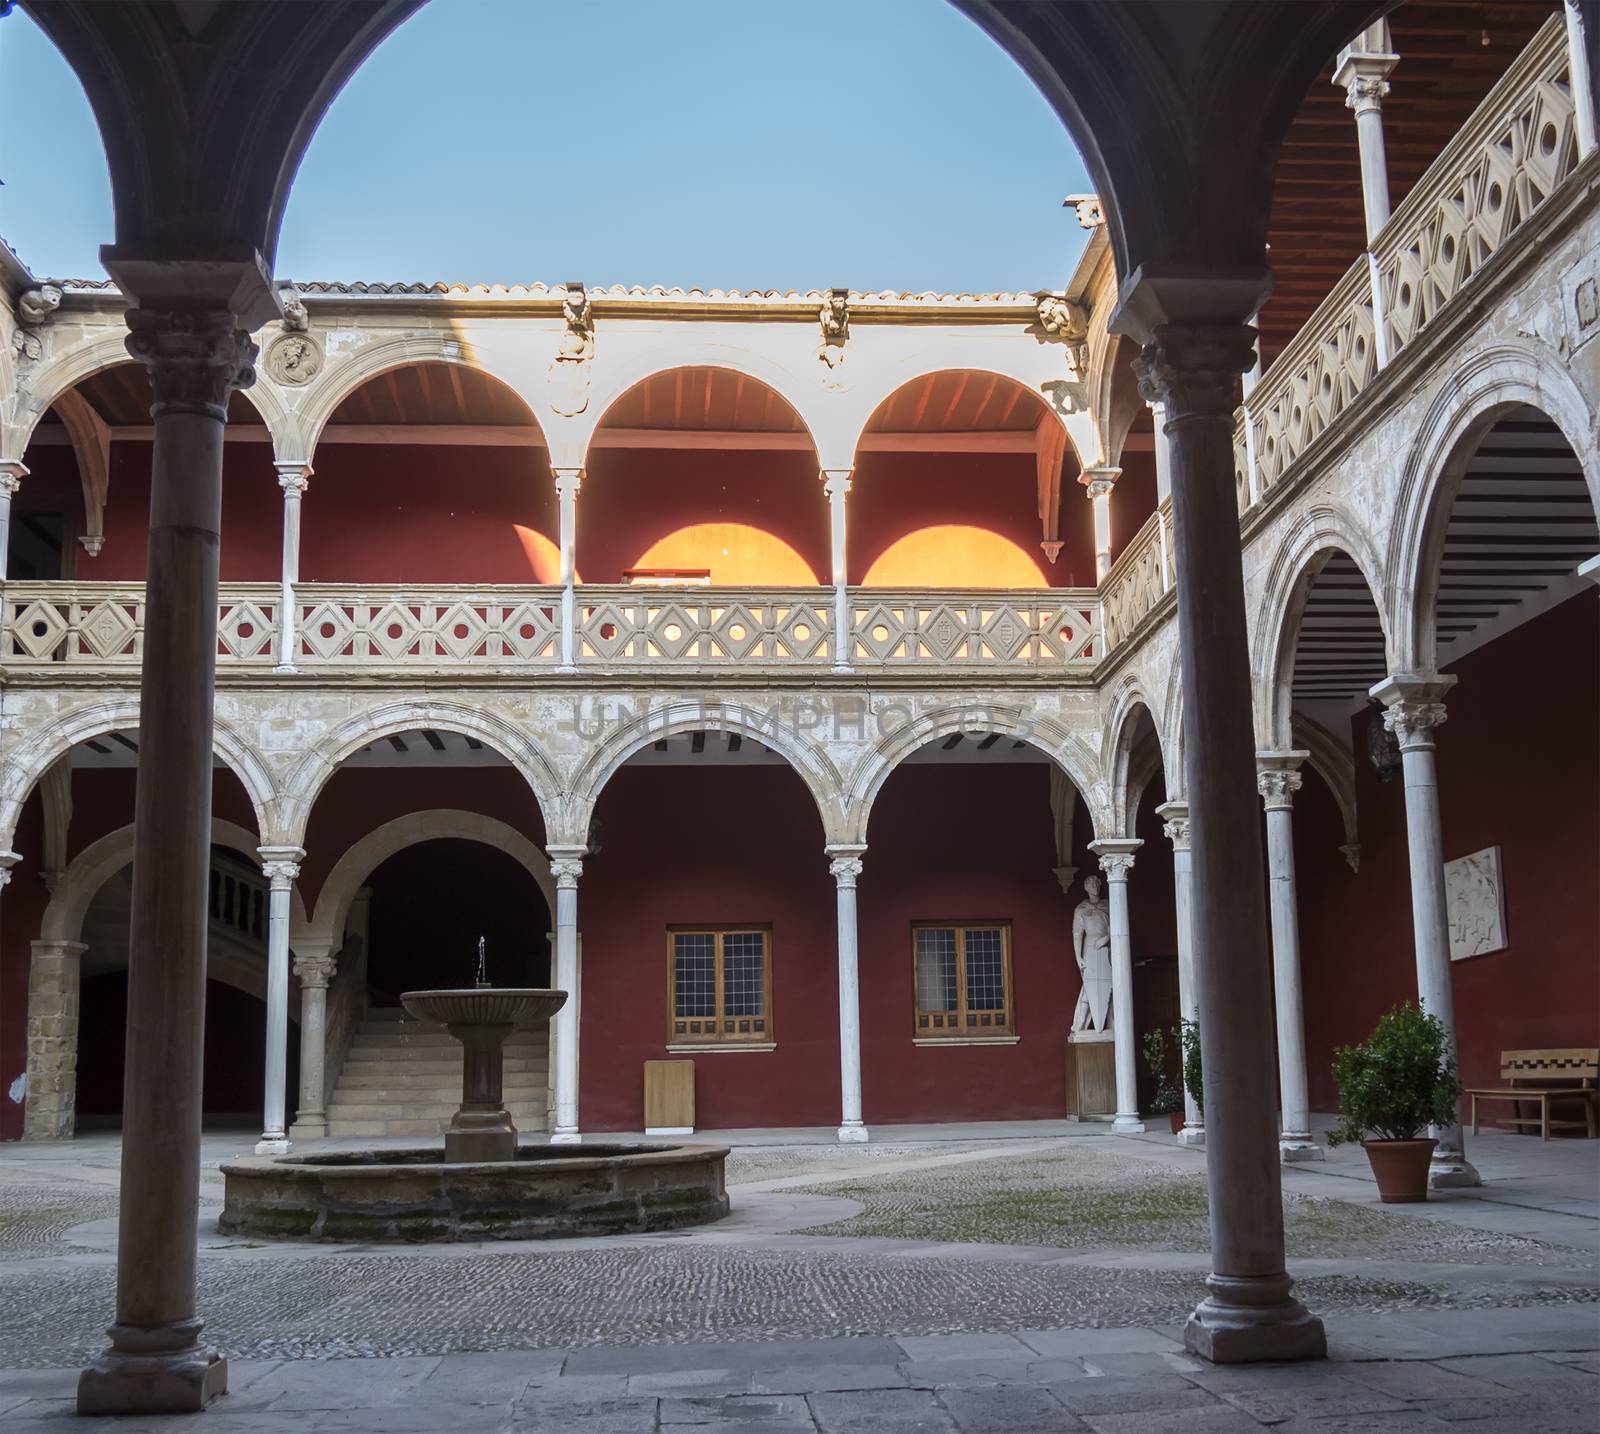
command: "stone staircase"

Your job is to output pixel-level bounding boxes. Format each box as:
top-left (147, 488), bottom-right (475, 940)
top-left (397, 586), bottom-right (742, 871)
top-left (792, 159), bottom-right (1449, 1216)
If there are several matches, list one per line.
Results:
top-left (325, 1006), bottom-right (551, 1138)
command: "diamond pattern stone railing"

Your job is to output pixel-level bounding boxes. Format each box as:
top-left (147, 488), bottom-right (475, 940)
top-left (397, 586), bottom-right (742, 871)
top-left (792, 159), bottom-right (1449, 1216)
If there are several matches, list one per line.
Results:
top-left (1, 581), bottom-right (1104, 674)
top-left (1234, 14), bottom-right (1576, 512)
top-left (1101, 501), bottom-right (1174, 649)
top-left (847, 590), bottom-right (1101, 667)
top-left (576, 586), bottom-right (834, 664)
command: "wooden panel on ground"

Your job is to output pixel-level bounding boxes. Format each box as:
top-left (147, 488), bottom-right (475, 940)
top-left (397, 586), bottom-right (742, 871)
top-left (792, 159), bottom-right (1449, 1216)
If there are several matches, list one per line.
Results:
top-left (644, 1059), bottom-right (695, 1134)
top-left (1066, 1038), bottom-right (1116, 1118)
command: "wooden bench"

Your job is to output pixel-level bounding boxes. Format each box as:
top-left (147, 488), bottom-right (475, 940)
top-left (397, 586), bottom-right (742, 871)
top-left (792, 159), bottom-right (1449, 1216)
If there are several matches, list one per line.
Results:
top-left (1467, 1049), bottom-right (1599, 1140)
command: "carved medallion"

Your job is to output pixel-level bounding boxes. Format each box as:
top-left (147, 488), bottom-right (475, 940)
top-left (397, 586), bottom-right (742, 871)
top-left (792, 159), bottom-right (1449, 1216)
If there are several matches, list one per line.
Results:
top-left (265, 331), bottom-right (324, 386)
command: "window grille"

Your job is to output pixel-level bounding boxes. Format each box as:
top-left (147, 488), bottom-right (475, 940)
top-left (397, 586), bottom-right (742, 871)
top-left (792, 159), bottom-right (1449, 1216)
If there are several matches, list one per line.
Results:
top-left (912, 922), bottom-right (1013, 1038)
top-left (668, 927), bottom-right (773, 1045)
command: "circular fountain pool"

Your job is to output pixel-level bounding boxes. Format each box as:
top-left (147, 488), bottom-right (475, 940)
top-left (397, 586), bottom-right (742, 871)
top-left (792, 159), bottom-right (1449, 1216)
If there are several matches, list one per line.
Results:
top-left (218, 1143), bottom-right (730, 1242)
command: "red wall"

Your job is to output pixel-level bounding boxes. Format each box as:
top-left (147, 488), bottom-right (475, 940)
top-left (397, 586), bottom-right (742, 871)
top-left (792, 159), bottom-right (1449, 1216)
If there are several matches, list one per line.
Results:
top-left (1299, 590), bottom-right (1600, 1108)
top-left (1109, 450), bottom-right (1158, 566)
top-left (579, 760), bottom-right (1094, 1132)
top-left (0, 797), bottom-right (45, 1140)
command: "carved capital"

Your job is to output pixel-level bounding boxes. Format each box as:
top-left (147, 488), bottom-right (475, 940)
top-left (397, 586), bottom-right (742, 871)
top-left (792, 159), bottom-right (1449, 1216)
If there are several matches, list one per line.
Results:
top-left (1382, 700), bottom-right (1448, 751)
top-left (258, 845), bottom-right (305, 890)
top-left (293, 953), bottom-right (335, 988)
top-left (1079, 465), bottom-right (1120, 500)
top-left (276, 462), bottom-right (312, 498)
top-left (1344, 72), bottom-right (1390, 115)
top-left (1088, 837), bottom-right (1140, 882)
top-left (123, 308), bottom-right (258, 419)
top-left (0, 460), bottom-right (25, 498)
top-left (0, 850), bottom-right (21, 889)
top-left (553, 467), bottom-right (584, 500)
top-left (826, 844), bottom-right (866, 888)
top-left (1256, 768), bottom-right (1303, 810)
top-left (1155, 800), bottom-right (1189, 851)
top-left (550, 857), bottom-right (583, 889)
top-left (1132, 324), bottom-right (1258, 423)
top-left (821, 468), bottom-right (853, 500)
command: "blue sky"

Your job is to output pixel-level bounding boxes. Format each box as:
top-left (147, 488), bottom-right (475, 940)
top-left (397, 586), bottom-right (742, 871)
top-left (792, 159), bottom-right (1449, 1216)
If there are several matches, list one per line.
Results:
top-left (0, 0), bottom-right (1090, 293)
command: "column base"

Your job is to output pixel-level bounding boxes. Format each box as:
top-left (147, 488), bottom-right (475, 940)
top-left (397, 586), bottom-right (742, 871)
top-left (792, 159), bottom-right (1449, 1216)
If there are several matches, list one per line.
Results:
top-left (79, 1342), bottom-right (227, 1414)
top-left (1429, 1155), bottom-right (1482, 1189)
top-left (1279, 1136), bottom-right (1325, 1163)
top-left (272, 663), bottom-right (298, 675)
top-left (1112, 1114), bottom-right (1146, 1134)
top-left (287, 1118), bottom-right (326, 1141)
top-left (1183, 1274), bottom-right (1327, 1365)
top-left (550, 1129), bottom-right (582, 1145)
top-left (837, 1122), bottom-right (869, 1144)
top-left (1177, 1123), bottom-right (1206, 1148)
top-left (555, 665), bottom-right (577, 676)
top-left (254, 1135), bottom-right (290, 1156)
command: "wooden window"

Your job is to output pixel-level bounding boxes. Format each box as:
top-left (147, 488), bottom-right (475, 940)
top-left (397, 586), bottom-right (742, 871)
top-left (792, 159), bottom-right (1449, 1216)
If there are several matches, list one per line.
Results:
top-left (912, 922), bottom-right (1014, 1039)
top-left (667, 926), bottom-right (773, 1046)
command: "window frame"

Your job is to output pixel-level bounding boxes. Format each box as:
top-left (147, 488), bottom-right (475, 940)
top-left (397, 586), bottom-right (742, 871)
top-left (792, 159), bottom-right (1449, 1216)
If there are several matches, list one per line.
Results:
top-left (910, 920), bottom-right (1016, 1042)
top-left (665, 923), bottom-right (775, 1049)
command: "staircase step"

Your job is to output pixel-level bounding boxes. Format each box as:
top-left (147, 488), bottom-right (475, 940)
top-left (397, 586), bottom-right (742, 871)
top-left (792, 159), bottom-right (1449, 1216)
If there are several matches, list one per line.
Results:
top-left (326, 1101), bottom-right (549, 1122)
top-left (342, 1052), bottom-right (546, 1070)
top-left (328, 1084), bottom-right (548, 1103)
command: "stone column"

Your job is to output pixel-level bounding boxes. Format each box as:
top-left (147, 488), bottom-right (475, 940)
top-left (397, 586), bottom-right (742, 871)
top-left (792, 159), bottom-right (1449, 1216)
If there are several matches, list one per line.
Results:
top-left (1156, 801), bottom-right (1203, 1145)
top-left (553, 468), bottom-right (582, 672)
top-left (1334, 24), bottom-right (1400, 367)
top-left (827, 844), bottom-right (869, 1143)
top-left (1568, 1), bottom-right (1598, 158)
top-left (0, 459), bottom-right (25, 580)
top-left (255, 845), bottom-right (303, 1154)
top-left (821, 469), bottom-right (853, 672)
top-left (548, 847), bottom-right (584, 1142)
top-left (273, 463), bottom-right (310, 672)
top-left (1131, 312), bottom-right (1325, 1363)
top-left (288, 945), bottom-right (335, 1140)
top-left (1371, 675), bottom-right (1480, 1189)
top-left (1088, 837), bottom-right (1143, 1132)
top-left (1255, 753), bottom-right (1323, 1163)
top-left (77, 297), bottom-right (258, 1415)
top-left (1079, 466), bottom-right (1121, 581)
top-left (23, 939), bottom-right (87, 1141)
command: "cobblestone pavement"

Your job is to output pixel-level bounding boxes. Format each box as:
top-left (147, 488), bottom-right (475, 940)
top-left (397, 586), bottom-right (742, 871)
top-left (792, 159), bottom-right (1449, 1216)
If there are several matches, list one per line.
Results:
top-left (2, 1130), bottom-right (1597, 1427)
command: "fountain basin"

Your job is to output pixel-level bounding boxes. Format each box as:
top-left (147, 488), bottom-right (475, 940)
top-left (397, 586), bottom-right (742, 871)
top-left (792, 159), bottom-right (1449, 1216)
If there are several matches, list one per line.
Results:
top-left (400, 988), bottom-right (567, 1027)
top-left (218, 1143), bottom-right (730, 1242)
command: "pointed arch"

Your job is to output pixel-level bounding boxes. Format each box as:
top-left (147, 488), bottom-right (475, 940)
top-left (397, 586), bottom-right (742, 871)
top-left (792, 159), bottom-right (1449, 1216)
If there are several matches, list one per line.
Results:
top-left (842, 700), bottom-right (1107, 846)
top-left (563, 699), bottom-right (845, 847)
top-left (0, 699), bottom-right (274, 848)
top-left (278, 700), bottom-right (561, 847)
top-left (1251, 503), bottom-right (1392, 750)
top-left (1388, 341), bottom-right (1599, 674)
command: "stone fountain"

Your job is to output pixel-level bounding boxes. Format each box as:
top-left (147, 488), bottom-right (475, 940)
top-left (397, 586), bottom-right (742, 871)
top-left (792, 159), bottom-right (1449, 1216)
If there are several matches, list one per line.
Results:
top-left (218, 944), bottom-right (729, 1242)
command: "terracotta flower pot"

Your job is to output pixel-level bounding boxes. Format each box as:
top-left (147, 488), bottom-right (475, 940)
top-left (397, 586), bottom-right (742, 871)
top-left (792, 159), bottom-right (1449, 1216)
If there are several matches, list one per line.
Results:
top-left (1362, 1137), bottom-right (1437, 1203)
top-left (1169, 1111), bottom-right (1185, 1135)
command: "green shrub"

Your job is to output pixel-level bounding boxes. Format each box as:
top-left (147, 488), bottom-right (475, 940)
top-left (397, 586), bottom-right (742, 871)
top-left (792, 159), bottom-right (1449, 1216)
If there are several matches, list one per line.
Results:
top-left (1142, 1027), bottom-right (1185, 1115)
top-left (1328, 1002), bottom-right (1460, 1146)
top-left (1180, 1017), bottom-right (1204, 1117)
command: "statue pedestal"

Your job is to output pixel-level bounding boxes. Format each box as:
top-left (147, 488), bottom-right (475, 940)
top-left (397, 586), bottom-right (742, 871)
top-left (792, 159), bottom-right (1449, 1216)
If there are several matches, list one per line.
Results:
top-left (1066, 1030), bottom-right (1116, 1119)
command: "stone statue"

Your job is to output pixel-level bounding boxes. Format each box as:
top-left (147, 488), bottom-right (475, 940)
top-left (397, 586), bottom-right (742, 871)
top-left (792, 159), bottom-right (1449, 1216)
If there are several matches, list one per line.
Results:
top-left (279, 287), bottom-right (310, 332)
top-left (1071, 872), bottom-right (1113, 1033)
top-left (550, 284), bottom-right (595, 416)
top-left (818, 289), bottom-right (849, 381)
top-left (17, 285), bottom-right (63, 327)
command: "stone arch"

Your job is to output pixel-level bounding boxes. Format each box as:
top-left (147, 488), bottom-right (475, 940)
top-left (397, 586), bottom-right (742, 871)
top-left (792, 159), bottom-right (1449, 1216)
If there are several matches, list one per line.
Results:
top-left (842, 701), bottom-right (1107, 846)
top-left (1102, 676), bottom-right (1169, 839)
top-left (278, 700), bottom-right (562, 847)
top-left (0, 699), bottom-right (276, 849)
top-left (1251, 503), bottom-right (1392, 749)
top-left (300, 809), bottom-right (554, 953)
top-left (1159, 652), bottom-right (1186, 803)
top-left (7, 329), bottom-right (299, 462)
top-left (39, 817), bottom-right (302, 947)
top-left (1388, 341), bottom-right (1600, 673)
top-left (562, 699), bottom-right (847, 847)
top-left (578, 348), bottom-right (831, 469)
top-left (1291, 713), bottom-right (1361, 866)
top-left (295, 333), bottom-right (546, 463)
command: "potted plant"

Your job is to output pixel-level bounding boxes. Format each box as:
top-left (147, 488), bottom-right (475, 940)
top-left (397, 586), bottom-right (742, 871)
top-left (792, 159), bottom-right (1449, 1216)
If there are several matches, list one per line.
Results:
top-left (1328, 1002), bottom-right (1461, 1203)
top-left (1143, 1026), bottom-right (1186, 1133)
top-left (1180, 1017), bottom-right (1204, 1124)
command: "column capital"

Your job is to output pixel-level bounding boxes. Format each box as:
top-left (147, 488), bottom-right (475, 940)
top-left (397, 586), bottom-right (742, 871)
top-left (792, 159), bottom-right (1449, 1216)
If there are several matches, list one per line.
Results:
top-left (826, 843), bottom-right (866, 885)
top-left (123, 307), bottom-right (259, 419)
top-left (257, 845), bottom-right (305, 888)
top-left (275, 461), bottom-right (312, 497)
top-left (820, 468), bottom-right (853, 498)
top-left (1371, 674), bottom-right (1455, 751)
top-left (1332, 24), bottom-right (1398, 113)
top-left (0, 850), bottom-right (20, 888)
top-left (1154, 800), bottom-right (1189, 851)
top-left (1078, 465), bottom-right (1120, 499)
top-left (1088, 837), bottom-right (1141, 879)
top-left (547, 845), bottom-right (585, 887)
top-left (292, 948), bottom-right (336, 988)
top-left (29, 937), bottom-right (87, 960)
top-left (1255, 750), bottom-right (1309, 811)
top-left (0, 459), bottom-right (27, 496)
top-left (552, 466), bottom-right (584, 497)
top-left (1132, 323), bottom-right (1259, 422)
